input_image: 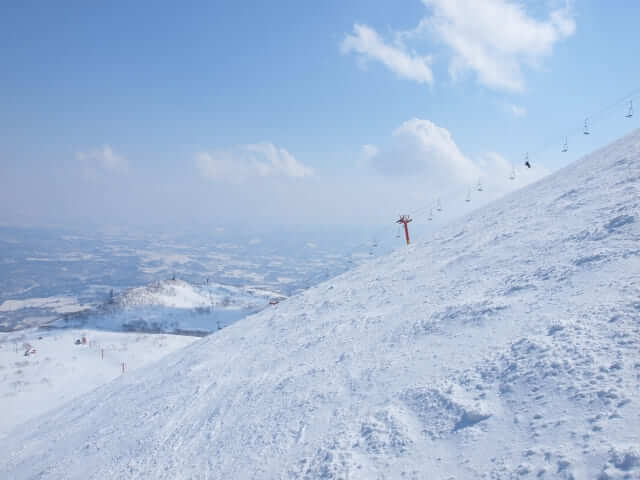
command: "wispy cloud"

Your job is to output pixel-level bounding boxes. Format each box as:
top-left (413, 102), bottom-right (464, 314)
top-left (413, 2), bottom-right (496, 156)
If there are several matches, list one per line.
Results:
top-left (421, 0), bottom-right (575, 91)
top-left (340, 24), bottom-right (434, 85)
top-left (196, 142), bottom-right (313, 182)
top-left (76, 145), bottom-right (128, 176)
top-left (505, 103), bottom-right (527, 118)
top-left (342, 0), bottom-right (575, 92)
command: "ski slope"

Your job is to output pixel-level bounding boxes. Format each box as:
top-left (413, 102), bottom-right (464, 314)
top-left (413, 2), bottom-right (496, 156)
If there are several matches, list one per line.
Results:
top-left (0, 328), bottom-right (197, 439)
top-left (2, 130), bottom-right (640, 478)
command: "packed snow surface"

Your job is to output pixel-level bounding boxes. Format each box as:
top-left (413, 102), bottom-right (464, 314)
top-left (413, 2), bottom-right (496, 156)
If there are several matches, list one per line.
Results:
top-left (2, 130), bottom-right (640, 478)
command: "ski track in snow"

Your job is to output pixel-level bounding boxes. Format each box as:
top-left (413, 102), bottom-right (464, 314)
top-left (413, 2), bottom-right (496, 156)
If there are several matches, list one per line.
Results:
top-left (2, 130), bottom-right (640, 478)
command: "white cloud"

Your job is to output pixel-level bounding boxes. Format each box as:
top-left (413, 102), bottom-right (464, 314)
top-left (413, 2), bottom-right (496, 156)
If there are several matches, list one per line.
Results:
top-left (419, 0), bottom-right (575, 91)
top-left (368, 118), bottom-right (479, 185)
top-left (505, 103), bottom-right (527, 117)
top-left (365, 117), bottom-right (548, 191)
top-left (356, 144), bottom-right (379, 168)
top-left (343, 1), bottom-right (575, 92)
top-left (76, 145), bottom-right (128, 175)
top-left (196, 142), bottom-right (313, 182)
top-left (341, 24), bottom-right (434, 85)
top-left (361, 144), bottom-right (379, 159)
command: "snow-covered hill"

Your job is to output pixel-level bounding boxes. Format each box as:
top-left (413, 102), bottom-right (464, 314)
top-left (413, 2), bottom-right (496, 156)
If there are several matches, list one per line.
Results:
top-left (54, 279), bottom-right (283, 335)
top-left (2, 130), bottom-right (640, 479)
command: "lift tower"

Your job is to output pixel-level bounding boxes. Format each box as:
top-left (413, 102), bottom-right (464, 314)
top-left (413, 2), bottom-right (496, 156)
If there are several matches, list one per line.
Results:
top-left (396, 215), bottom-right (413, 245)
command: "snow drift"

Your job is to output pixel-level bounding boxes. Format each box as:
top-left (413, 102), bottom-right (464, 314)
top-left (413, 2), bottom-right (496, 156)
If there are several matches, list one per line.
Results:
top-left (2, 130), bottom-right (640, 478)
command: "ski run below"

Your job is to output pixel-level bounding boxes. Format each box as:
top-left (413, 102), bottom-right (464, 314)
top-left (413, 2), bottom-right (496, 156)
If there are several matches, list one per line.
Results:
top-left (0, 328), bottom-right (197, 439)
top-left (2, 130), bottom-right (640, 478)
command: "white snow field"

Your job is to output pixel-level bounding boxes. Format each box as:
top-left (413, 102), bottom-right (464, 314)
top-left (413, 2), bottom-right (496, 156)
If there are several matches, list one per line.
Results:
top-left (2, 130), bottom-right (640, 479)
top-left (0, 329), bottom-right (197, 439)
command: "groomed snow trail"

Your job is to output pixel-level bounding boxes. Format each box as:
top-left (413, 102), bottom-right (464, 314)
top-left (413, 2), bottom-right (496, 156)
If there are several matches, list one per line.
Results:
top-left (2, 130), bottom-right (640, 479)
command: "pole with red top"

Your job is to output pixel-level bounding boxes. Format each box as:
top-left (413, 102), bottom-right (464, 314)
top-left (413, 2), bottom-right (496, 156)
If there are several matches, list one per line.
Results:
top-left (396, 215), bottom-right (413, 245)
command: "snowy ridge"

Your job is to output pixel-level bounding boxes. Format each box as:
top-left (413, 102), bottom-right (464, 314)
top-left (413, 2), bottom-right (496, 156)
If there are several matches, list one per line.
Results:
top-left (114, 279), bottom-right (213, 309)
top-left (2, 130), bottom-right (640, 478)
top-left (112, 279), bottom-right (281, 310)
top-left (54, 279), bottom-right (284, 335)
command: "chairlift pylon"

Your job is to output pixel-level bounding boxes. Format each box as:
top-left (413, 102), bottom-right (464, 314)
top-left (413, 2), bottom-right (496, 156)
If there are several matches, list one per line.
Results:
top-left (436, 198), bottom-right (442, 212)
top-left (476, 179), bottom-right (483, 192)
top-left (561, 137), bottom-right (568, 153)
top-left (583, 118), bottom-right (590, 135)
top-left (465, 188), bottom-right (471, 203)
top-left (428, 208), bottom-right (433, 221)
top-left (626, 100), bottom-right (633, 118)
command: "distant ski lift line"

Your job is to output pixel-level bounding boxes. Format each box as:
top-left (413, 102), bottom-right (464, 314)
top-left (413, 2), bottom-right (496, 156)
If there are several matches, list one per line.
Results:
top-left (356, 86), bottom-right (638, 253)
top-left (522, 85), bottom-right (639, 162)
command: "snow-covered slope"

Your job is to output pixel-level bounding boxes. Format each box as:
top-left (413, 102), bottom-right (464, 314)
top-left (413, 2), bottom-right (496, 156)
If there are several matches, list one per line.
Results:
top-left (54, 279), bottom-right (283, 334)
top-left (2, 130), bottom-right (640, 478)
top-left (0, 328), bottom-right (197, 439)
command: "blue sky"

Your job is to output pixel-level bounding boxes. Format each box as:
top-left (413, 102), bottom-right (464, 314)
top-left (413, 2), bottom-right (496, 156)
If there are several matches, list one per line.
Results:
top-left (1, 1), bottom-right (639, 233)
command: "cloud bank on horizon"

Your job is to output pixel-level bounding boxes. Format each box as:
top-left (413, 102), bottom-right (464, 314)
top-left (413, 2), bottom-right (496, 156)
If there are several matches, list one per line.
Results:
top-left (196, 143), bottom-right (314, 182)
top-left (76, 146), bottom-right (129, 177)
top-left (46, 115), bottom-right (545, 230)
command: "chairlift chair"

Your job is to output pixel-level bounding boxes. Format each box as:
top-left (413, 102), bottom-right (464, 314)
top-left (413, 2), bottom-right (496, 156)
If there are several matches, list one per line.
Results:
top-left (436, 199), bottom-right (442, 212)
top-left (583, 118), bottom-right (590, 135)
top-left (428, 208), bottom-right (433, 221)
top-left (626, 100), bottom-right (633, 118)
top-left (509, 164), bottom-right (516, 180)
top-left (476, 180), bottom-right (483, 192)
top-left (561, 137), bottom-right (568, 153)
top-left (465, 188), bottom-right (471, 203)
